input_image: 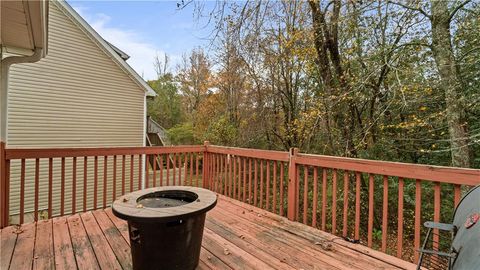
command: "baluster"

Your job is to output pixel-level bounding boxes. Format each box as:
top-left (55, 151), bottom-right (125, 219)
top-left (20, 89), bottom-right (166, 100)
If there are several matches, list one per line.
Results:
top-left (414, 179), bottom-right (422, 263)
top-left (233, 156), bottom-right (237, 198)
top-left (178, 153), bottom-right (182, 186)
top-left (94, 156), bottom-right (98, 209)
top-left (159, 155), bottom-right (164, 186)
top-left (381, 175), bottom-right (388, 252)
top-left (138, 155), bottom-right (142, 190)
top-left (122, 155), bottom-right (125, 195)
top-left (254, 159), bottom-right (258, 207)
top-left (20, 159), bottom-right (25, 224)
top-left (103, 156), bottom-right (107, 208)
top-left (342, 171), bottom-right (349, 237)
top-left (83, 157), bottom-right (88, 212)
top-left (266, 160), bottom-right (270, 210)
top-left (172, 154), bottom-right (176, 186)
top-left (146, 154), bottom-right (150, 188)
top-left (130, 155), bottom-right (134, 192)
top-left (72, 157), bottom-right (77, 214)
top-left (332, 169), bottom-right (337, 234)
top-left (367, 174), bottom-right (374, 248)
top-left (190, 153), bottom-right (194, 187)
top-left (303, 165), bottom-right (308, 224)
top-left (248, 159), bottom-right (252, 204)
top-left (166, 154), bottom-right (170, 186)
top-left (397, 177), bottom-right (404, 258)
top-left (60, 158), bottom-right (65, 216)
top-left (195, 154), bottom-right (199, 187)
top-left (433, 182), bottom-right (441, 252)
top-left (260, 160), bottom-right (264, 208)
top-left (280, 162), bottom-right (284, 216)
top-left (113, 155), bottom-right (117, 200)
top-left (453, 184), bottom-right (461, 207)
top-left (354, 172), bottom-right (361, 240)
top-left (153, 154), bottom-right (157, 187)
top-left (34, 159), bottom-right (40, 221)
top-left (272, 161), bottom-right (277, 212)
top-left (312, 167), bottom-right (318, 228)
top-left (322, 169), bottom-right (327, 231)
top-left (184, 153), bottom-right (188, 186)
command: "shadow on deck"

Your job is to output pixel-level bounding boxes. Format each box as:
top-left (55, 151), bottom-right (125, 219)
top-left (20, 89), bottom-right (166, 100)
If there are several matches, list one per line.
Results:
top-left (0, 195), bottom-right (416, 270)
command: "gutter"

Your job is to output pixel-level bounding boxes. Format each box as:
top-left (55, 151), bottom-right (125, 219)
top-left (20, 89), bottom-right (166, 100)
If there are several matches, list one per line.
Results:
top-left (0, 48), bottom-right (44, 141)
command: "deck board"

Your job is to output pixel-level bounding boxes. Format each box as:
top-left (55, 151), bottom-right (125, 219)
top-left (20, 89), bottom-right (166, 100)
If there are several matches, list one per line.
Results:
top-left (52, 216), bottom-right (77, 270)
top-left (33, 219), bottom-right (55, 270)
top-left (1, 195), bottom-right (417, 270)
top-left (0, 227), bottom-right (18, 270)
top-left (10, 222), bottom-right (35, 270)
top-left (67, 214), bottom-right (100, 270)
top-left (92, 210), bottom-right (132, 270)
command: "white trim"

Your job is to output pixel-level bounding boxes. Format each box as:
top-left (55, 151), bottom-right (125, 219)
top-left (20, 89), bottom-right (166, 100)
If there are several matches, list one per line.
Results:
top-left (55, 0), bottom-right (156, 97)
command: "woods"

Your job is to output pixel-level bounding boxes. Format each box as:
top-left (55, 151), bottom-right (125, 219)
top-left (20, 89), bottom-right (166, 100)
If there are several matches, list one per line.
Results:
top-left (147, 0), bottom-right (479, 169)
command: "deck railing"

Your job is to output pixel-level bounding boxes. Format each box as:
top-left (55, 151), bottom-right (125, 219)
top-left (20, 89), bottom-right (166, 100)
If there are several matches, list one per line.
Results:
top-left (1, 142), bottom-right (479, 263)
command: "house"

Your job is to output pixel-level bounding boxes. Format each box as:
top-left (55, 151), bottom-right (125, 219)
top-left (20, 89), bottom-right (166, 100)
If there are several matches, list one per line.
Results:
top-left (3, 0), bottom-right (155, 221)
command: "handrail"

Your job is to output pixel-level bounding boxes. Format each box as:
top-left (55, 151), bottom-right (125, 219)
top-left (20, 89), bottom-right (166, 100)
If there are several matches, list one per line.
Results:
top-left (295, 153), bottom-right (480, 186)
top-left (1, 143), bottom-right (479, 264)
top-left (5, 145), bottom-right (203, 159)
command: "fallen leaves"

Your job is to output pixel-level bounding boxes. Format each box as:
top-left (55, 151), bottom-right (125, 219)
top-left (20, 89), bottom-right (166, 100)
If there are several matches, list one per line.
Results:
top-left (223, 248), bottom-right (231, 255)
top-left (12, 225), bottom-right (23, 235)
top-left (314, 241), bottom-right (334, 251)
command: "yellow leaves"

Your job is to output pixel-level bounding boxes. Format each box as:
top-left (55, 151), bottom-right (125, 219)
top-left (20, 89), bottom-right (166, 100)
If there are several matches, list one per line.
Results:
top-left (419, 106), bottom-right (428, 111)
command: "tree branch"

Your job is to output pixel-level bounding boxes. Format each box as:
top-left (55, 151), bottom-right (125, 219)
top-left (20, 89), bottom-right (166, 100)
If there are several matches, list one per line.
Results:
top-left (388, 1), bottom-right (430, 19)
top-left (449, 0), bottom-right (472, 22)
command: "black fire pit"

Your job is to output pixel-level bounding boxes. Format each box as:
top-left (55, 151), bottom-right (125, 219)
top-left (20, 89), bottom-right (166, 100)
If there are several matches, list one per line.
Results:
top-left (112, 186), bottom-right (217, 270)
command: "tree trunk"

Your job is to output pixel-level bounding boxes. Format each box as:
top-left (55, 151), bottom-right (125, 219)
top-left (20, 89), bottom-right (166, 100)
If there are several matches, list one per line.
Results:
top-left (430, 1), bottom-right (470, 167)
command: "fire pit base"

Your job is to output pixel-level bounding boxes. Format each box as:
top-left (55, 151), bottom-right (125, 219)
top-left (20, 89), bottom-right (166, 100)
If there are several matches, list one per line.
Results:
top-left (128, 213), bottom-right (206, 270)
top-left (112, 186), bottom-right (217, 270)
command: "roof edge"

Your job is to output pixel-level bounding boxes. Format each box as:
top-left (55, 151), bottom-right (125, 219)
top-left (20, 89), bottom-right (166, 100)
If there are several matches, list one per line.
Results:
top-left (54, 0), bottom-right (156, 97)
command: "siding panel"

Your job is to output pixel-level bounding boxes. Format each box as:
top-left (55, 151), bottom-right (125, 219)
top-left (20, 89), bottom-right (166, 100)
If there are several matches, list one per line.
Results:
top-left (7, 2), bottom-right (146, 219)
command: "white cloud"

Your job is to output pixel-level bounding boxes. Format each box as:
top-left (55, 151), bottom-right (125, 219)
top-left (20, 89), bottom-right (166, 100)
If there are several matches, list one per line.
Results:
top-left (72, 5), bottom-right (161, 80)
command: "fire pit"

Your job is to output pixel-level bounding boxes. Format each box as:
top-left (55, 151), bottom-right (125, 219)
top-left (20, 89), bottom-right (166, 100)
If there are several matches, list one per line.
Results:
top-left (112, 186), bottom-right (217, 270)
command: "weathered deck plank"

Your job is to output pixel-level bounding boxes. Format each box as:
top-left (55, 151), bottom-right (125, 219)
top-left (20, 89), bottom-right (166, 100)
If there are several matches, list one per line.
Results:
top-left (0, 227), bottom-right (18, 270)
top-left (67, 214), bottom-right (100, 270)
top-left (1, 195), bottom-right (417, 270)
top-left (33, 219), bottom-right (55, 270)
top-left (80, 211), bottom-right (122, 269)
top-left (92, 209), bottom-right (132, 270)
top-left (52, 217), bottom-right (77, 270)
top-left (9, 222), bottom-right (35, 270)
top-left (213, 197), bottom-right (395, 269)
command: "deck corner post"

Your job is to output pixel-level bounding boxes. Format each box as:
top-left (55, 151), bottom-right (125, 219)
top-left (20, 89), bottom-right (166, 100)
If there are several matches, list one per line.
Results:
top-left (203, 141), bottom-right (210, 189)
top-left (0, 141), bottom-right (6, 228)
top-left (287, 147), bottom-right (299, 221)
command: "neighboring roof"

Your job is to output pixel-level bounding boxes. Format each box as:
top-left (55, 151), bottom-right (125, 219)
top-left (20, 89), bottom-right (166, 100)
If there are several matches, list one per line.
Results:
top-left (55, 0), bottom-right (156, 97)
top-left (105, 40), bottom-right (130, 61)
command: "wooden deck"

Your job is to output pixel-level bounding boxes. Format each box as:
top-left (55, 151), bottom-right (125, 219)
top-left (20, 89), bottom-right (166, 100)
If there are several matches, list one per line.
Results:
top-left (1, 195), bottom-right (416, 270)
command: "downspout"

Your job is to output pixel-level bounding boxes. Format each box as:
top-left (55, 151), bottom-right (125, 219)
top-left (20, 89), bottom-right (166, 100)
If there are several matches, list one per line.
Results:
top-left (0, 48), bottom-right (43, 227)
top-left (1, 48), bottom-right (44, 142)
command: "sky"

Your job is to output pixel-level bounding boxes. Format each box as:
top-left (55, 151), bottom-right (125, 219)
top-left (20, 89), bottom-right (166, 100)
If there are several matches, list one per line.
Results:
top-left (68, 1), bottom-right (216, 80)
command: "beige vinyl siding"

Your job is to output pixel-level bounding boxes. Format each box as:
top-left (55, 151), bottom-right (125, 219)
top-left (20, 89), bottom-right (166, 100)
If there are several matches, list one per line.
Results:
top-left (7, 2), bottom-right (146, 220)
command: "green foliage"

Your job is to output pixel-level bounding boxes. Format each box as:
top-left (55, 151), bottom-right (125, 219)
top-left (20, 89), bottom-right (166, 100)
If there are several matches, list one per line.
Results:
top-left (205, 115), bottom-right (238, 146)
top-left (147, 74), bottom-right (184, 129)
top-left (167, 122), bottom-right (196, 145)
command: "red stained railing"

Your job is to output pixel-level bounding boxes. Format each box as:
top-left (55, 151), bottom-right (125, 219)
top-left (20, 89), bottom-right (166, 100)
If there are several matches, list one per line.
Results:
top-left (1, 142), bottom-right (479, 263)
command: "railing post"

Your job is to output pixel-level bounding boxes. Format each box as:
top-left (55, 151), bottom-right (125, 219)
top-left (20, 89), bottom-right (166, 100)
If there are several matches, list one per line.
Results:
top-left (203, 141), bottom-right (210, 189)
top-left (0, 141), bottom-right (7, 228)
top-left (287, 147), bottom-right (298, 221)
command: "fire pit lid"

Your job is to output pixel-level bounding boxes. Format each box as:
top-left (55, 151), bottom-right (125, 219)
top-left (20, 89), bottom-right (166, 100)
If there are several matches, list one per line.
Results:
top-left (112, 186), bottom-right (217, 223)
